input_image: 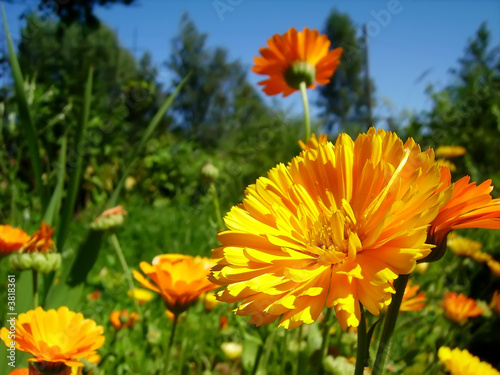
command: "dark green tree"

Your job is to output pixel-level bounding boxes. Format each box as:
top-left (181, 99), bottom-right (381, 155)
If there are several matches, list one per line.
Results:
top-left (317, 9), bottom-right (375, 133)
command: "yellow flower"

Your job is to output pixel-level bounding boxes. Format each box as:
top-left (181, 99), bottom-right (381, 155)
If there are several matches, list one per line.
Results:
top-left (203, 292), bottom-right (221, 311)
top-left (438, 346), bottom-right (499, 375)
top-left (128, 287), bottom-right (155, 305)
top-left (221, 342), bottom-right (243, 361)
top-left (443, 292), bottom-right (483, 324)
top-left (436, 158), bottom-right (457, 172)
top-left (109, 309), bottom-right (139, 330)
top-left (447, 234), bottom-right (491, 263)
top-left (210, 128), bottom-right (451, 330)
top-left (487, 259), bottom-right (500, 277)
top-left (253, 27), bottom-right (342, 97)
top-left (400, 282), bottom-right (426, 312)
top-left (0, 306), bottom-right (104, 370)
top-left (133, 254), bottom-right (218, 314)
top-left (435, 146), bottom-right (467, 158)
top-left (0, 225), bottom-right (30, 256)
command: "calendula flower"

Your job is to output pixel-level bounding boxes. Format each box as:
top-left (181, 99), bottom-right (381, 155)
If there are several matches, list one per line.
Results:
top-left (425, 175), bottom-right (500, 262)
top-left (0, 306), bottom-right (105, 371)
top-left (110, 309), bottom-right (139, 330)
top-left (447, 234), bottom-right (491, 263)
top-left (400, 282), bottom-right (426, 312)
top-left (128, 287), bottom-right (155, 305)
top-left (436, 158), bottom-right (457, 172)
top-left (90, 205), bottom-right (127, 231)
top-left (0, 225), bottom-right (30, 256)
top-left (133, 254), bottom-right (218, 314)
top-left (438, 346), bottom-right (499, 375)
top-left (9, 369), bottom-right (29, 375)
top-left (252, 27), bottom-right (342, 97)
top-left (487, 259), bottom-right (500, 277)
top-left (210, 128), bottom-right (452, 330)
top-left (298, 133), bottom-right (328, 151)
top-left (203, 292), bottom-right (221, 311)
top-left (221, 342), bottom-right (243, 361)
top-left (435, 146), bottom-right (467, 158)
top-left (21, 222), bottom-right (56, 253)
top-left (443, 292), bottom-right (483, 324)
top-left (490, 291), bottom-right (500, 314)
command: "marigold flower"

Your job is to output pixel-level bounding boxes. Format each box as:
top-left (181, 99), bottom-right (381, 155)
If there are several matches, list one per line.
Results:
top-left (127, 287), bottom-right (154, 305)
top-left (110, 309), bottom-right (139, 330)
top-left (9, 369), bottom-right (29, 375)
top-left (210, 128), bottom-right (452, 330)
top-left (426, 175), bottom-right (500, 262)
top-left (0, 225), bottom-right (30, 256)
top-left (252, 27), bottom-right (342, 97)
top-left (487, 259), bottom-right (500, 277)
top-left (21, 222), bottom-right (56, 253)
top-left (88, 290), bottom-right (101, 301)
top-left (0, 306), bottom-right (105, 369)
top-left (133, 254), bottom-right (218, 314)
top-left (400, 282), bottom-right (426, 312)
top-left (447, 234), bottom-right (491, 263)
top-left (221, 342), bottom-right (243, 361)
top-left (90, 205), bottom-right (127, 231)
top-left (438, 346), bottom-right (499, 375)
top-left (443, 292), bottom-right (483, 324)
top-left (491, 291), bottom-right (500, 314)
top-left (436, 158), bottom-right (457, 172)
top-left (298, 133), bottom-right (328, 151)
top-left (435, 145), bottom-right (467, 158)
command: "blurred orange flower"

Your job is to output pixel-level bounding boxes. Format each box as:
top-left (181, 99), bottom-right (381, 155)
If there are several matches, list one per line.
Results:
top-left (0, 225), bottom-right (30, 256)
top-left (210, 128), bottom-right (451, 330)
top-left (0, 306), bottom-right (104, 370)
top-left (491, 291), bottom-right (500, 315)
top-left (9, 369), bottom-right (29, 375)
top-left (133, 254), bottom-right (218, 314)
top-left (110, 309), bottom-right (139, 330)
top-left (21, 222), bottom-right (56, 253)
top-left (443, 292), bottom-right (483, 324)
top-left (253, 27), bottom-right (342, 97)
top-left (400, 282), bottom-right (426, 312)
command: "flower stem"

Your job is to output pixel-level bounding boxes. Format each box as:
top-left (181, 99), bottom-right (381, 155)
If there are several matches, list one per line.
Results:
top-left (210, 183), bottom-right (224, 231)
top-left (32, 270), bottom-right (38, 308)
top-left (280, 329), bottom-right (288, 375)
top-left (109, 233), bottom-right (143, 320)
top-left (373, 273), bottom-right (410, 375)
top-left (295, 325), bottom-right (303, 375)
top-left (319, 307), bottom-right (334, 374)
top-left (163, 313), bottom-right (179, 375)
top-left (355, 304), bottom-right (368, 375)
top-left (299, 81), bottom-right (311, 142)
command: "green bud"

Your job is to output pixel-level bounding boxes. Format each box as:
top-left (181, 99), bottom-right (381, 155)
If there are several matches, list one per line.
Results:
top-left (90, 213), bottom-right (125, 231)
top-left (284, 61), bottom-right (316, 90)
top-left (8, 252), bottom-right (61, 273)
top-left (201, 163), bottom-right (219, 184)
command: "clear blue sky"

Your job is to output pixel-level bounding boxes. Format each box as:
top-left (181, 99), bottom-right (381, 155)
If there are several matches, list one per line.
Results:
top-left (4, 0), bottom-right (500, 121)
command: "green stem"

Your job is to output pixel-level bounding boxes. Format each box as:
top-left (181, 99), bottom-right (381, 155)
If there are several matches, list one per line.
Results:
top-left (280, 329), bottom-right (288, 375)
top-left (251, 341), bottom-right (264, 375)
top-left (210, 184), bottom-right (224, 231)
top-left (299, 81), bottom-right (311, 142)
top-left (295, 325), bottom-right (303, 375)
top-left (373, 274), bottom-right (410, 375)
top-left (163, 313), bottom-right (179, 375)
top-left (109, 233), bottom-right (143, 320)
top-left (355, 304), bottom-right (368, 375)
top-left (32, 270), bottom-right (38, 308)
top-left (319, 307), bottom-right (334, 374)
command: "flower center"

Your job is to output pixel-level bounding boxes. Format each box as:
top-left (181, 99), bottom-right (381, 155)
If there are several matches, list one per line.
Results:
top-left (284, 61), bottom-right (316, 89)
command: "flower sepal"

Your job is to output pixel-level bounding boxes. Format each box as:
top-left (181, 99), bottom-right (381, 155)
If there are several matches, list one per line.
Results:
top-left (9, 252), bottom-right (61, 273)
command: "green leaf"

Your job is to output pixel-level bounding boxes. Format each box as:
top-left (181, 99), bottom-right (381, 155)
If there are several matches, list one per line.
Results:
top-left (2, 6), bottom-right (47, 210)
top-left (43, 134), bottom-right (68, 226)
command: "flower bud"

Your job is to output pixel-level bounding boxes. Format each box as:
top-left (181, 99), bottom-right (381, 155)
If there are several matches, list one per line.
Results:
top-left (8, 252), bottom-right (61, 273)
top-left (201, 163), bottom-right (219, 184)
top-left (90, 205), bottom-right (127, 231)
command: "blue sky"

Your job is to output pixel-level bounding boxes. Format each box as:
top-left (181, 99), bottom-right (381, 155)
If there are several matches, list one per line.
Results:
top-left (4, 0), bottom-right (500, 120)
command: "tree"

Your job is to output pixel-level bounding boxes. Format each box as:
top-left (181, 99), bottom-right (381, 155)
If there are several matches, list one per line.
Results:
top-left (317, 10), bottom-right (375, 133)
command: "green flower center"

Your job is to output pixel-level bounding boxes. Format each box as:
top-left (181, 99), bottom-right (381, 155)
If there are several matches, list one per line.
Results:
top-left (284, 61), bottom-right (316, 90)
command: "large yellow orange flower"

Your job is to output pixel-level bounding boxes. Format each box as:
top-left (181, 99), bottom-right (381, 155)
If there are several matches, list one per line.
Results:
top-left (0, 306), bottom-right (104, 369)
top-left (0, 225), bottom-right (30, 256)
top-left (426, 175), bottom-right (500, 262)
top-left (252, 27), bottom-right (342, 97)
top-left (442, 292), bottom-right (483, 324)
top-left (438, 346), bottom-right (499, 375)
top-left (133, 254), bottom-right (218, 314)
top-left (210, 128), bottom-right (452, 330)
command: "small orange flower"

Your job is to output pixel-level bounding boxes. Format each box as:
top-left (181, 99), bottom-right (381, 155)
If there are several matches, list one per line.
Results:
top-left (0, 225), bottom-right (30, 256)
top-left (491, 291), bottom-right (500, 314)
top-left (9, 369), bottom-right (29, 375)
top-left (400, 282), bottom-right (426, 312)
top-left (133, 254), bottom-right (218, 314)
top-left (426, 174), bottom-right (500, 262)
top-left (96, 205), bottom-right (127, 219)
top-left (110, 309), bottom-right (139, 330)
top-left (443, 292), bottom-right (483, 324)
top-left (253, 27), bottom-right (342, 97)
top-left (0, 306), bottom-right (105, 369)
top-left (88, 291), bottom-right (101, 300)
top-left (21, 222), bottom-right (56, 253)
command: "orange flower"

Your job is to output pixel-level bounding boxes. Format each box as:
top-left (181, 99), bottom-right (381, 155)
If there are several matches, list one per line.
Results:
top-left (298, 133), bottom-right (328, 151)
top-left (0, 306), bottom-right (105, 370)
top-left (109, 309), bottom-right (139, 330)
top-left (210, 128), bottom-right (451, 330)
top-left (133, 254), bottom-right (218, 314)
top-left (252, 27), bottom-right (342, 97)
top-left (443, 292), bottom-right (483, 324)
top-left (90, 205), bottom-right (127, 231)
top-left (426, 175), bottom-right (500, 262)
top-left (491, 291), bottom-right (500, 314)
top-left (9, 369), bottom-right (29, 375)
top-left (400, 282), bottom-right (426, 312)
top-left (21, 222), bottom-right (56, 253)
top-left (0, 225), bottom-right (30, 256)
top-left (88, 291), bottom-right (101, 301)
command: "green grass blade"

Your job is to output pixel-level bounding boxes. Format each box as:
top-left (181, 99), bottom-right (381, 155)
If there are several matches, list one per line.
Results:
top-left (107, 72), bottom-right (192, 207)
top-left (56, 66), bottom-right (94, 251)
top-left (43, 134), bottom-right (68, 226)
top-left (2, 6), bottom-right (47, 210)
